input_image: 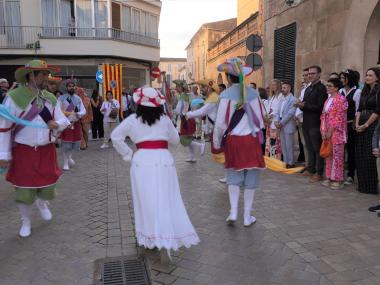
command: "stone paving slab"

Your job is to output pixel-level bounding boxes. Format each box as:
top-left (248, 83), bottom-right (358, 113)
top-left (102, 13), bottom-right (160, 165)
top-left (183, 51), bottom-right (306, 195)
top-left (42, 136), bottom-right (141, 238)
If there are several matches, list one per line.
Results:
top-left (0, 140), bottom-right (380, 285)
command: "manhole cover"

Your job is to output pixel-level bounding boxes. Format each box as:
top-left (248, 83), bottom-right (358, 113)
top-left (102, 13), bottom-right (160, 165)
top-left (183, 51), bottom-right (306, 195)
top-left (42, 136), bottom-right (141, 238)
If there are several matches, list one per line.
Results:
top-left (99, 258), bottom-right (150, 285)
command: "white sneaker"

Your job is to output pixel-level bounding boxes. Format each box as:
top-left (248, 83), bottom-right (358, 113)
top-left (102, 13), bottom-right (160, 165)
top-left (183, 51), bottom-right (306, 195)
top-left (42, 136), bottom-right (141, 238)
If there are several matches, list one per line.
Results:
top-left (100, 143), bottom-right (109, 149)
top-left (200, 142), bottom-right (206, 156)
top-left (244, 216), bottom-right (257, 227)
top-left (19, 219), bottom-right (31, 238)
top-left (36, 199), bottom-right (52, 221)
top-left (226, 211), bottom-right (237, 225)
top-left (68, 158), bottom-right (75, 167)
top-left (219, 177), bottom-right (227, 183)
top-left (63, 163), bottom-right (70, 171)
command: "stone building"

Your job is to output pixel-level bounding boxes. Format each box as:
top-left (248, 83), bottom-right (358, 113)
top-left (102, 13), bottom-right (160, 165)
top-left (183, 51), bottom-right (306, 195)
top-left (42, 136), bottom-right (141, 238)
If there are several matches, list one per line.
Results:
top-left (207, 0), bottom-right (263, 86)
top-left (186, 18), bottom-right (237, 82)
top-left (263, 0), bottom-right (380, 94)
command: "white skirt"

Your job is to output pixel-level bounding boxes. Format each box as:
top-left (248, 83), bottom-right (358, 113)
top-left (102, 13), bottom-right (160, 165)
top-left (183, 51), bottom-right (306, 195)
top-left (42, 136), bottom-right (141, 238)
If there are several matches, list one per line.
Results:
top-left (130, 149), bottom-right (199, 251)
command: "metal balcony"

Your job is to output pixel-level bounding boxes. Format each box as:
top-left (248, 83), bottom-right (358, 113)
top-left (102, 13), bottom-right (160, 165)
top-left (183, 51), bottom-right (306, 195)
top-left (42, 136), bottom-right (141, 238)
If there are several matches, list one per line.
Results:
top-left (0, 26), bottom-right (160, 49)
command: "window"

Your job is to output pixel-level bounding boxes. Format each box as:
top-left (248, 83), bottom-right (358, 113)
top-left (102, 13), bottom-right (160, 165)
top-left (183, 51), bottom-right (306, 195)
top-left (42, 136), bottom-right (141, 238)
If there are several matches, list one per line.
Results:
top-left (76, 0), bottom-right (93, 37)
top-left (122, 5), bottom-right (131, 32)
top-left (131, 8), bottom-right (140, 34)
top-left (0, 0), bottom-right (5, 34)
top-left (168, 64), bottom-right (172, 73)
top-left (95, 0), bottom-right (108, 36)
top-left (148, 14), bottom-right (158, 38)
top-left (274, 22), bottom-right (297, 88)
top-left (111, 2), bottom-right (121, 30)
top-left (4, 0), bottom-right (22, 47)
top-left (60, 0), bottom-right (73, 36)
top-left (140, 11), bottom-right (146, 36)
top-left (42, 0), bottom-right (59, 36)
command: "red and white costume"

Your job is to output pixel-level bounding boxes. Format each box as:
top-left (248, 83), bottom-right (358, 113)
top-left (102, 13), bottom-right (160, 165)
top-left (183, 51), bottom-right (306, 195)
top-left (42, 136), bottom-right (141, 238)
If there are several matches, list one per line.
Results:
top-left (111, 87), bottom-right (199, 251)
top-left (0, 94), bottom-right (69, 188)
top-left (213, 58), bottom-right (265, 227)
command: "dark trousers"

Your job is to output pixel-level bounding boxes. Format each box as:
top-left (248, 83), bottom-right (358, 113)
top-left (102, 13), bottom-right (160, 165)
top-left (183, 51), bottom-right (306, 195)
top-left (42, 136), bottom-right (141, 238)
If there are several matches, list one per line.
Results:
top-left (346, 122), bottom-right (356, 179)
top-left (297, 127), bottom-right (305, 162)
top-left (91, 114), bottom-right (104, 139)
top-left (261, 128), bottom-right (266, 154)
top-left (302, 126), bottom-right (324, 175)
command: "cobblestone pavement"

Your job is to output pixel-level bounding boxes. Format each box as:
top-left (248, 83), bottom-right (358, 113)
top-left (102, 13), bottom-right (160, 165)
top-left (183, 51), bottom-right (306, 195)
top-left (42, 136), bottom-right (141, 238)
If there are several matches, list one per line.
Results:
top-left (1, 140), bottom-right (380, 285)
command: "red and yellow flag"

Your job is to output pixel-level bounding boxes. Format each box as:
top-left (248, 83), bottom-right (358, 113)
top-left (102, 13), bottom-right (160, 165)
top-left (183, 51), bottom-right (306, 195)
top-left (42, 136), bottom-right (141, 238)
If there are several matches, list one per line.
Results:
top-left (101, 63), bottom-right (123, 118)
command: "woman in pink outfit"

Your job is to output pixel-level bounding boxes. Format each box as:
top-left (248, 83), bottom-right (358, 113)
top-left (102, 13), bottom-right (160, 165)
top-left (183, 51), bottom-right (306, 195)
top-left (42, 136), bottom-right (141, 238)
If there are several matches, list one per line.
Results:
top-left (320, 78), bottom-right (348, 190)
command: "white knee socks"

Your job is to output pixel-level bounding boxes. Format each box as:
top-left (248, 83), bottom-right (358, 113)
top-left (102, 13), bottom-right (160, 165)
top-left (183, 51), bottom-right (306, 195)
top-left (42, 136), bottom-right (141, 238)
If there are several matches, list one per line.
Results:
top-left (227, 185), bottom-right (240, 222)
top-left (243, 188), bottom-right (256, 226)
top-left (18, 203), bottom-right (31, 237)
top-left (63, 151), bottom-right (69, 170)
top-left (187, 145), bottom-right (195, 161)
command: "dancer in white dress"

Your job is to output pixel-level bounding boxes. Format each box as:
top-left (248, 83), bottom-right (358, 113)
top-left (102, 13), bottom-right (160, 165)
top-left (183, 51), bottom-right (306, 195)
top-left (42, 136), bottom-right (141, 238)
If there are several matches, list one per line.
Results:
top-left (111, 87), bottom-right (199, 255)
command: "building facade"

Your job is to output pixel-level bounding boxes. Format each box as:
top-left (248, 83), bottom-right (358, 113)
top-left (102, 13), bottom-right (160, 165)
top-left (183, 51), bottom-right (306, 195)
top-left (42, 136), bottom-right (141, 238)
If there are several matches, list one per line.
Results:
top-left (207, 12), bottom-right (263, 87)
top-left (263, 0), bottom-right (380, 94)
top-left (0, 0), bottom-right (161, 92)
top-left (206, 0), bottom-right (263, 86)
top-left (186, 18), bottom-right (237, 82)
top-left (151, 57), bottom-right (187, 88)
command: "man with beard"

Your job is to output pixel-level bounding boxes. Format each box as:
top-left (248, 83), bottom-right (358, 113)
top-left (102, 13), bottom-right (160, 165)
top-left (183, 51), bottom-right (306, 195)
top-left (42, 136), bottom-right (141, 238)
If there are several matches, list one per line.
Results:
top-left (59, 80), bottom-right (86, 170)
top-left (0, 78), bottom-right (9, 104)
top-left (0, 60), bottom-right (70, 237)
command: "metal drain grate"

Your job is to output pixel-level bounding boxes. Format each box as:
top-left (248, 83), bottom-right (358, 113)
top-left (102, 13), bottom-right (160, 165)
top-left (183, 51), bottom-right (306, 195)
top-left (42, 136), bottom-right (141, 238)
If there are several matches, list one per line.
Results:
top-left (102, 259), bottom-right (149, 285)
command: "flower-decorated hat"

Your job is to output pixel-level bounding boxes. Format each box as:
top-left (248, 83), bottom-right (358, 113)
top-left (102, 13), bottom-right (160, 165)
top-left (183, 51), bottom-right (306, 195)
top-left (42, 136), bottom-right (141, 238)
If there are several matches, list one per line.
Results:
top-left (194, 79), bottom-right (219, 93)
top-left (133, 87), bottom-right (166, 108)
top-left (217, 57), bottom-right (253, 77)
top-left (217, 58), bottom-right (254, 109)
top-left (15, 59), bottom-right (60, 84)
top-left (173, 79), bottom-right (188, 90)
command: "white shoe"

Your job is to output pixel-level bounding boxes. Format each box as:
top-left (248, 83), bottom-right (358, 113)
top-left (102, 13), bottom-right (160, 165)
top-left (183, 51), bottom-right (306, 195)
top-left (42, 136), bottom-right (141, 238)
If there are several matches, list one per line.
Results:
top-left (19, 219), bottom-right (31, 238)
top-left (200, 142), bottom-right (206, 156)
top-left (100, 144), bottom-right (109, 149)
top-left (35, 199), bottom-right (52, 221)
top-left (63, 163), bottom-right (70, 171)
top-left (226, 211), bottom-right (237, 225)
top-left (244, 216), bottom-right (257, 227)
top-left (68, 158), bottom-right (75, 167)
top-left (219, 177), bottom-right (227, 183)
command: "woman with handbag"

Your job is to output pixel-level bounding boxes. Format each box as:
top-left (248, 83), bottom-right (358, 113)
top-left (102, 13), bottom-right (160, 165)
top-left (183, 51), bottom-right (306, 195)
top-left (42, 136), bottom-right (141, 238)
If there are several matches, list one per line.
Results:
top-left (355, 67), bottom-right (380, 194)
top-left (100, 91), bottom-right (120, 149)
top-left (320, 78), bottom-right (347, 190)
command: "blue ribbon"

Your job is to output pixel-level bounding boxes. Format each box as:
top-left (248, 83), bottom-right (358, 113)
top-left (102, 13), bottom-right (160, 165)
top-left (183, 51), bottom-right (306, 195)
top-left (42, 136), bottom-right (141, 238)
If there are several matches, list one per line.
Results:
top-left (0, 104), bottom-right (47, 129)
top-left (191, 98), bottom-right (204, 108)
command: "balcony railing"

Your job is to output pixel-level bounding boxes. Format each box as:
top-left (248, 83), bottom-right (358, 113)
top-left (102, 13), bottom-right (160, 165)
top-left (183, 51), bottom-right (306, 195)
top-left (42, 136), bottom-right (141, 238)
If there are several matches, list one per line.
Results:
top-left (0, 26), bottom-right (160, 49)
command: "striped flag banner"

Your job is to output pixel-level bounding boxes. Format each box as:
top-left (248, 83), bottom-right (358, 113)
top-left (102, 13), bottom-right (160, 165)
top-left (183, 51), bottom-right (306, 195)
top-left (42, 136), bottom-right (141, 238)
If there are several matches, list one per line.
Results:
top-left (100, 63), bottom-right (124, 119)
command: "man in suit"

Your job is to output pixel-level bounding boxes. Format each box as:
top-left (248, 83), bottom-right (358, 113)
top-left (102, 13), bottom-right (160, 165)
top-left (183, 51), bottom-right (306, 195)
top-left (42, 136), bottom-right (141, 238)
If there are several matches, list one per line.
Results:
top-left (296, 65), bottom-right (328, 182)
top-left (275, 81), bottom-right (297, 168)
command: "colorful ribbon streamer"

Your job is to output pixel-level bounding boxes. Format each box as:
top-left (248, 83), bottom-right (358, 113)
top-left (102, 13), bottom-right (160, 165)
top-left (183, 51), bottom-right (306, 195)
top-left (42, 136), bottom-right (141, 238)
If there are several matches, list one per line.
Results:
top-left (0, 104), bottom-right (48, 129)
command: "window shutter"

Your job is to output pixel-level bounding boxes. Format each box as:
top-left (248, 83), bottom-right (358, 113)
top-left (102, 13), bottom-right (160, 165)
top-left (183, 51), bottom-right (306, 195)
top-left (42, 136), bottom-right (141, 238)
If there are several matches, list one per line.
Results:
top-left (274, 22), bottom-right (296, 89)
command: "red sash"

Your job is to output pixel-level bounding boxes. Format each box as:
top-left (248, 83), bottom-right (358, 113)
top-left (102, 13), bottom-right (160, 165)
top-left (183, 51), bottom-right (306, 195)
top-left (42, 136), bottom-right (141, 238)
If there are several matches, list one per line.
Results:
top-left (136, 141), bottom-right (168, 149)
